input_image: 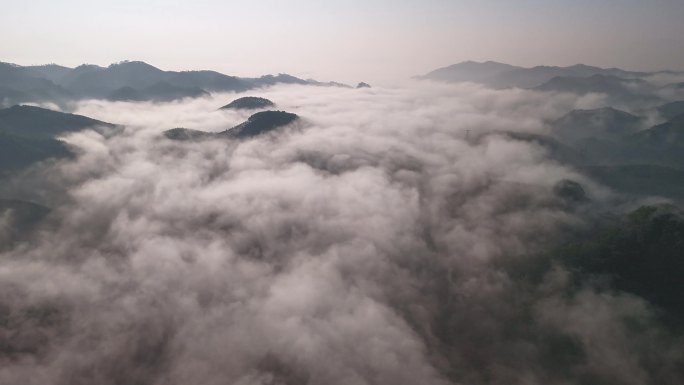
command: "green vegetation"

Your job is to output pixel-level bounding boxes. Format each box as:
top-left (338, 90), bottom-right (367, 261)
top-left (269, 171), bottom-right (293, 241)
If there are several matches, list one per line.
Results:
top-left (558, 204), bottom-right (684, 320)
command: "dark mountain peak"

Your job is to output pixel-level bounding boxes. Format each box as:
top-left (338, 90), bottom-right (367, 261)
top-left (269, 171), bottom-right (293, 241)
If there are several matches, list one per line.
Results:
top-left (163, 127), bottom-right (214, 141)
top-left (220, 96), bottom-right (275, 110)
top-left (164, 111), bottom-right (300, 141)
top-left (356, 82), bottom-right (371, 89)
top-left (246, 110), bottom-right (297, 123)
top-left (222, 110), bottom-right (299, 139)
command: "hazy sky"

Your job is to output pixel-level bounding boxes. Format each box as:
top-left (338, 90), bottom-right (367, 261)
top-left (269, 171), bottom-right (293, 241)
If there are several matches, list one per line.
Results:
top-left (2, 0), bottom-right (683, 83)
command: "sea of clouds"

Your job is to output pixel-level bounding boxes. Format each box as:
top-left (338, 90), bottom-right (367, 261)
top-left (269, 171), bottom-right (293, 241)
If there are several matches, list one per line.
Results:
top-left (1, 82), bottom-right (681, 385)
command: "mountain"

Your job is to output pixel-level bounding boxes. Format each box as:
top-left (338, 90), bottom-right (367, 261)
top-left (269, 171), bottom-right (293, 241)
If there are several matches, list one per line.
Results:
top-left (0, 62), bottom-right (72, 106)
top-left (0, 62), bottom-right (52, 90)
top-left (628, 113), bottom-right (684, 148)
top-left (106, 86), bottom-right (146, 102)
top-left (0, 86), bottom-right (31, 107)
top-left (533, 74), bottom-right (657, 103)
top-left (57, 64), bottom-right (105, 89)
top-left (559, 204), bottom-right (684, 319)
top-left (59, 61), bottom-right (168, 98)
top-left (485, 64), bottom-right (645, 89)
top-left (249, 74), bottom-right (310, 87)
top-left (309, 80), bottom-right (352, 88)
top-left (420, 61), bottom-right (522, 83)
top-left (0, 130), bottom-right (72, 173)
top-left (0, 105), bottom-right (116, 173)
top-left (21, 64), bottom-right (73, 83)
top-left (0, 198), bottom-right (51, 247)
top-left (221, 111), bottom-right (299, 139)
top-left (165, 70), bottom-right (252, 93)
top-left (220, 97), bottom-right (275, 110)
top-left (141, 82), bottom-right (209, 101)
top-left (356, 82), bottom-right (371, 89)
top-left (163, 128), bottom-right (215, 141)
top-left (657, 101), bottom-right (684, 120)
top-left (0, 105), bottom-right (116, 139)
top-left (492, 131), bottom-right (583, 164)
top-left (582, 164), bottom-right (684, 202)
top-left (0, 60), bottom-right (346, 104)
top-left (419, 62), bottom-right (649, 89)
top-left (164, 110), bottom-right (300, 141)
top-left (551, 107), bottom-right (643, 143)
top-left (575, 114), bottom-right (684, 168)
top-left (107, 82), bottom-right (209, 102)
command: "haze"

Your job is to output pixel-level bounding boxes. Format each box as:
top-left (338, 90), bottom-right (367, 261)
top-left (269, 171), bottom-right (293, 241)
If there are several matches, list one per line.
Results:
top-left (2, 0), bottom-right (684, 83)
top-left (3, 1), bottom-right (684, 384)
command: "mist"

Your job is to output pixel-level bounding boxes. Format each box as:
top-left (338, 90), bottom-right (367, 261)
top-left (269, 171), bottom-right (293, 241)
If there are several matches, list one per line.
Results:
top-left (1, 82), bottom-right (682, 385)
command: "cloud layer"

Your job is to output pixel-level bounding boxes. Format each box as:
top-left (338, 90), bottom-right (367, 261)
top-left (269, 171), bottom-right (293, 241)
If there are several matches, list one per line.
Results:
top-left (1, 83), bottom-right (681, 385)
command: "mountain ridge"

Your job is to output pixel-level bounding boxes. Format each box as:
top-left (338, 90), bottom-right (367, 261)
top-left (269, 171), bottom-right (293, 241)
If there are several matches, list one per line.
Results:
top-left (0, 60), bottom-right (353, 106)
top-left (420, 60), bottom-right (672, 89)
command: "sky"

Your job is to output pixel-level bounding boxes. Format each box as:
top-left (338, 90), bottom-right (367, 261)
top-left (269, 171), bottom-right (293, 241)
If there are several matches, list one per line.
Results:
top-left (2, 0), bottom-right (684, 83)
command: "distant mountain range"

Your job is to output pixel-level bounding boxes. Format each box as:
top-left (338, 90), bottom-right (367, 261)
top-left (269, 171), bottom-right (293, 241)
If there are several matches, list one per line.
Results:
top-left (419, 61), bottom-right (684, 101)
top-left (419, 61), bottom-right (658, 88)
top-left (418, 61), bottom-right (684, 107)
top-left (0, 60), bottom-right (353, 106)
